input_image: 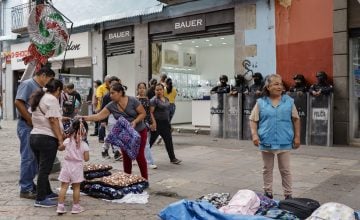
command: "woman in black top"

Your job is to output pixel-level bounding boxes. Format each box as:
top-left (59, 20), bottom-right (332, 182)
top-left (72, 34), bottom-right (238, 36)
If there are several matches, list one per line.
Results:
top-left (149, 83), bottom-right (181, 164)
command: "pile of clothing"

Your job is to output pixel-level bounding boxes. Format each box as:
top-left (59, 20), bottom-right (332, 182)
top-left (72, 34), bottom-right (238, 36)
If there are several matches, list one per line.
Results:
top-left (83, 164), bottom-right (113, 180)
top-left (80, 164), bottom-right (149, 200)
top-left (159, 189), bottom-right (360, 220)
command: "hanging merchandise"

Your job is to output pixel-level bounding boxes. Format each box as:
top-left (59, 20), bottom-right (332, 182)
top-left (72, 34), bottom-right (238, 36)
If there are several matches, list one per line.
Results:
top-left (22, 3), bottom-right (70, 78)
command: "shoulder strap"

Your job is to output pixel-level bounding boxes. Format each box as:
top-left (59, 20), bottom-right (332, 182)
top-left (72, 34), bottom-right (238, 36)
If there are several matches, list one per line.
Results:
top-left (38, 105), bottom-right (46, 116)
top-left (117, 102), bottom-right (130, 118)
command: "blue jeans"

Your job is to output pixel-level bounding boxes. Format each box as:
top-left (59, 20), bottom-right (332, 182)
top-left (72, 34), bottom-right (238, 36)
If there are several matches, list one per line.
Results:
top-left (169, 103), bottom-right (176, 122)
top-left (145, 131), bottom-right (155, 165)
top-left (17, 119), bottom-right (38, 192)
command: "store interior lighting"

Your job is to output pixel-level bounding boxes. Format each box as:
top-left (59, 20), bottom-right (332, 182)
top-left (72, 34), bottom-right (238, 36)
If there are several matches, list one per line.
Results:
top-left (169, 35), bottom-right (233, 49)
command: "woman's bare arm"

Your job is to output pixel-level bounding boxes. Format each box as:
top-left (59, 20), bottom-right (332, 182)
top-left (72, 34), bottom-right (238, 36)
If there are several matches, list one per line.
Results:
top-left (82, 108), bottom-right (110, 122)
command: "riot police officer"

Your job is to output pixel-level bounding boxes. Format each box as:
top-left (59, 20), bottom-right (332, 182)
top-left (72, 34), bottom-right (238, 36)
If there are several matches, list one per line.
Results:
top-left (249, 72), bottom-right (264, 95)
top-left (210, 75), bottom-right (231, 94)
top-left (230, 73), bottom-right (248, 95)
top-left (289, 74), bottom-right (308, 95)
top-left (309, 71), bottom-right (333, 96)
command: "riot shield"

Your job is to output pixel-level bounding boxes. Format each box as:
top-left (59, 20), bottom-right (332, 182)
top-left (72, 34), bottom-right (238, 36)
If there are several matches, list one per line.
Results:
top-left (309, 94), bottom-right (333, 146)
top-left (242, 93), bottom-right (258, 140)
top-left (210, 93), bottom-right (225, 138)
top-left (288, 92), bottom-right (309, 145)
top-left (223, 94), bottom-right (242, 139)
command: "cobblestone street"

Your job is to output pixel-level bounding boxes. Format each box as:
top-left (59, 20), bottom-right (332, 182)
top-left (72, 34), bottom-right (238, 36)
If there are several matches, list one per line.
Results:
top-left (0, 120), bottom-right (359, 219)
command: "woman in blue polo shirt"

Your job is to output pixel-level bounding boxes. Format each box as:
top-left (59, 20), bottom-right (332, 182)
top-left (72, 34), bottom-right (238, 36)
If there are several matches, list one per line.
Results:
top-left (249, 74), bottom-right (300, 200)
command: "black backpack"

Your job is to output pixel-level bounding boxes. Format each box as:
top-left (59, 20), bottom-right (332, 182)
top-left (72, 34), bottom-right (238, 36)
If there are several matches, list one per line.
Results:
top-left (279, 198), bottom-right (320, 220)
top-left (62, 94), bottom-right (76, 117)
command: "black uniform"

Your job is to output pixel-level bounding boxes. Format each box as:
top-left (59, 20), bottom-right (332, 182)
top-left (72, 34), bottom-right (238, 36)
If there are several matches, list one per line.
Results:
top-left (231, 85), bottom-right (248, 94)
top-left (211, 85), bottom-right (231, 94)
top-left (249, 72), bottom-right (264, 94)
top-left (289, 74), bottom-right (308, 93)
top-left (211, 75), bottom-right (230, 94)
top-left (309, 83), bottom-right (333, 95)
top-left (309, 71), bottom-right (333, 95)
top-left (231, 74), bottom-right (248, 94)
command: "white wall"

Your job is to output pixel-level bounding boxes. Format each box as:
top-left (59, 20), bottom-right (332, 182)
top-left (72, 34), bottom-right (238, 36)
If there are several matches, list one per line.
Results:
top-left (197, 46), bottom-right (234, 85)
top-left (91, 31), bottom-right (104, 82)
top-left (243, 0), bottom-right (276, 77)
top-left (134, 24), bottom-right (149, 86)
top-left (107, 54), bottom-right (136, 96)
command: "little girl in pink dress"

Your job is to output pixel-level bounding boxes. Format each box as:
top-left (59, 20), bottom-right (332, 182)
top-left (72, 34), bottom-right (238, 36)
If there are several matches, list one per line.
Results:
top-left (57, 119), bottom-right (89, 214)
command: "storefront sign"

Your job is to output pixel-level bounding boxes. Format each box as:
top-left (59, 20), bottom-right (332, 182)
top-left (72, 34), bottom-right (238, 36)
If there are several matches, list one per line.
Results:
top-left (105, 27), bottom-right (133, 43)
top-left (173, 15), bottom-right (206, 34)
top-left (50, 32), bottom-right (91, 61)
top-left (11, 32), bottom-right (91, 69)
top-left (312, 108), bottom-right (328, 121)
top-left (10, 42), bottom-right (30, 70)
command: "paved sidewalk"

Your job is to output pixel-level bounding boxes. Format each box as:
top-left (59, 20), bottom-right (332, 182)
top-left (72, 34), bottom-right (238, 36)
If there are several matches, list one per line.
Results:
top-left (0, 120), bottom-right (359, 219)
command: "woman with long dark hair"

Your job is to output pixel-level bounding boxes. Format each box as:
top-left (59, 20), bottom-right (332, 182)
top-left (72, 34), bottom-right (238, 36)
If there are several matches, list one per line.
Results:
top-left (29, 78), bottom-right (64, 207)
top-left (137, 82), bottom-right (157, 169)
top-left (150, 83), bottom-right (181, 164)
top-left (82, 82), bottom-right (148, 179)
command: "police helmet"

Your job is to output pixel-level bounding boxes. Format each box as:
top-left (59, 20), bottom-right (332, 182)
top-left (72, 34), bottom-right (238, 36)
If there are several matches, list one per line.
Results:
top-left (253, 72), bottom-right (263, 80)
top-left (219, 75), bottom-right (228, 82)
top-left (235, 74), bottom-right (245, 81)
top-left (316, 71), bottom-right (327, 79)
top-left (293, 74), bottom-right (305, 81)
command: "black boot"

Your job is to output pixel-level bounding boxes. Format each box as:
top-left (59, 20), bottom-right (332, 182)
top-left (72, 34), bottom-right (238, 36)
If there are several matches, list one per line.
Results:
top-left (264, 192), bottom-right (273, 199)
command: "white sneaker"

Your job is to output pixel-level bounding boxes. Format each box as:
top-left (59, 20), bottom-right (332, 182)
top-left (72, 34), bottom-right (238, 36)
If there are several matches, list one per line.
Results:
top-left (149, 164), bottom-right (158, 169)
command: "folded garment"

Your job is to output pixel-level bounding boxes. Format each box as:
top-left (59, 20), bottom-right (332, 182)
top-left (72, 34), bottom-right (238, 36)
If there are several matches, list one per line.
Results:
top-left (81, 181), bottom-right (149, 200)
top-left (197, 193), bottom-right (231, 209)
top-left (105, 116), bottom-right (141, 160)
top-left (88, 172), bottom-right (147, 188)
top-left (255, 193), bottom-right (278, 215)
top-left (83, 164), bottom-right (113, 173)
top-left (84, 171), bottom-right (112, 180)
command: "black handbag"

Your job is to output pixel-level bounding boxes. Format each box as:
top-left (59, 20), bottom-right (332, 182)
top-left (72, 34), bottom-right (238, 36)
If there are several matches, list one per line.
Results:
top-left (279, 198), bottom-right (320, 220)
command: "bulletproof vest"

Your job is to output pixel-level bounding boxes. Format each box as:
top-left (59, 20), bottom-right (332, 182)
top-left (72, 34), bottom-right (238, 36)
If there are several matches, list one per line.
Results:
top-left (232, 85), bottom-right (247, 93)
top-left (289, 85), bottom-right (307, 93)
top-left (311, 83), bottom-right (333, 95)
top-left (216, 85), bottom-right (230, 94)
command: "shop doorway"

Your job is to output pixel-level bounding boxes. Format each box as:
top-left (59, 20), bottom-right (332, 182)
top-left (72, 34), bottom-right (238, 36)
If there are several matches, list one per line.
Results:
top-left (59, 69), bottom-right (92, 116)
top-left (13, 70), bottom-right (24, 119)
top-left (350, 37), bottom-right (360, 142)
top-left (150, 35), bottom-right (234, 125)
